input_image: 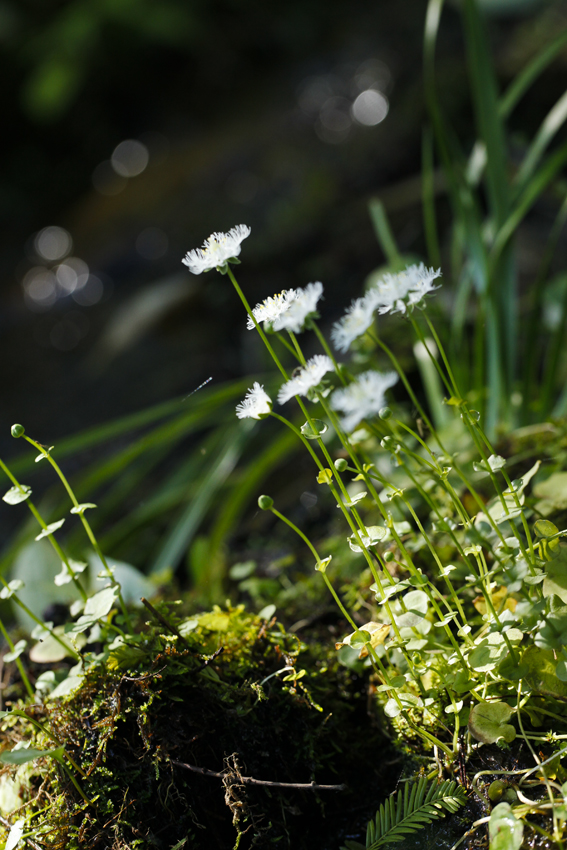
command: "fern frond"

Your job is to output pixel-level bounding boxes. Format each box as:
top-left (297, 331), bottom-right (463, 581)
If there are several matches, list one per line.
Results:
top-left (363, 775), bottom-right (467, 850)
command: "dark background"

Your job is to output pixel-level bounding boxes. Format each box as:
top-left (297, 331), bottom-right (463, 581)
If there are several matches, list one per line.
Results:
top-left (0, 0), bottom-right (565, 443)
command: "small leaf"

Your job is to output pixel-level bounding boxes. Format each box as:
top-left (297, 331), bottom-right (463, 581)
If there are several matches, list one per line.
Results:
top-left (34, 447), bottom-right (54, 462)
top-left (3, 640), bottom-right (27, 663)
top-left (5, 818), bottom-right (25, 850)
top-left (316, 468), bottom-right (333, 485)
top-left (0, 580), bottom-right (25, 600)
top-left (489, 802), bottom-right (523, 850)
top-left (488, 454), bottom-right (506, 471)
top-left (2, 485), bottom-right (31, 505)
top-left (84, 585), bottom-right (119, 620)
top-left (335, 622), bottom-right (390, 658)
top-left (315, 555), bottom-right (332, 573)
top-left (0, 745), bottom-right (65, 765)
top-left (54, 559), bottom-right (87, 587)
top-left (34, 519), bottom-right (65, 541)
top-left (70, 502), bottom-right (97, 514)
top-left (29, 627), bottom-right (83, 663)
top-left (534, 519), bottom-right (559, 538)
top-left (300, 420), bottom-right (328, 440)
top-left (469, 702), bottom-right (516, 744)
top-left (48, 673), bottom-right (84, 699)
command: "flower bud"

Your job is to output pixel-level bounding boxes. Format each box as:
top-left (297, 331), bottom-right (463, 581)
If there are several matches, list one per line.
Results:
top-left (334, 458), bottom-right (348, 472)
top-left (258, 495), bottom-right (274, 511)
top-left (383, 551), bottom-right (395, 563)
top-left (11, 424), bottom-right (25, 438)
top-left (379, 407), bottom-right (392, 420)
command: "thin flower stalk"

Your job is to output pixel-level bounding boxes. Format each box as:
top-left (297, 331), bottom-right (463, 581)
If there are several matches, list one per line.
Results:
top-left (226, 267), bottom-right (290, 380)
top-left (413, 317), bottom-right (538, 566)
top-left (0, 458), bottom-right (87, 602)
top-left (306, 318), bottom-right (345, 384)
top-left (0, 617), bottom-right (33, 698)
top-left (22, 437), bottom-right (131, 628)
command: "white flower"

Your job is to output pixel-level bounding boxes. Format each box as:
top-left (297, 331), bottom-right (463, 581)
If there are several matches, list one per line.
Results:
top-left (331, 370), bottom-right (398, 432)
top-left (182, 224), bottom-right (251, 275)
top-left (236, 383), bottom-right (272, 419)
top-left (272, 281), bottom-right (324, 333)
top-left (277, 355), bottom-right (334, 404)
top-left (331, 296), bottom-right (376, 352)
top-left (247, 289), bottom-right (297, 330)
top-left (369, 263), bottom-right (441, 315)
top-left (369, 271), bottom-right (414, 315)
top-left (405, 263), bottom-right (442, 307)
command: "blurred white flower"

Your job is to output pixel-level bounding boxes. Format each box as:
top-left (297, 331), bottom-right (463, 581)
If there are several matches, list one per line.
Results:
top-left (406, 263), bottom-right (442, 306)
top-left (278, 355), bottom-right (334, 404)
top-left (331, 370), bottom-right (398, 432)
top-left (247, 289), bottom-right (297, 330)
top-left (182, 224), bottom-right (251, 274)
top-left (236, 383), bottom-right (272, 419)
top-left (331, 296), bottom-right (376, 352)
top-left (272, 281), bottom-right (324, 333)
top-left (369, 263), bottom-right (441, 315)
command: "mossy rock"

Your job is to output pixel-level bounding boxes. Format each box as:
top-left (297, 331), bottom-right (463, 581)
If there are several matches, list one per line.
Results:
top-left (0, 604), bottom-right (391, 849)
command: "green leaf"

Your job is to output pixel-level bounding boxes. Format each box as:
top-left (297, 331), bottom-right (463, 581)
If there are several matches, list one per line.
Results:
top-left (70, 502), bottom-right (97, 514)
top-left (543, 551), bottom-right (567, 603)
top-left (300, 419), bottom-right (328, 440)
top-left (362, 776), bottom-right (467, 849)
top-left (48, 672), bottom-right (85, 699)
top-left (488, 802), bottom-right (523, 850)
top-left (0, 580), bottom-right (25, 600)
top-left (521, 645), bottom-right (567, 697)
top-left (469, 702), bottom-right (516, 745)
top-left (29, 627), bottom-right (84, 663)
top-left (534, 519), bottom-right (560, 538)
top-left (2, 485), bottom-right (31, 505)
top-left (3, 640), bottom-right (27, 664)
top-left (534, 472), bottom-right (567, 511)
top-left (84, 585), bottom-right (119, 619)
top-left (34, 519), bottom-right (65, 541)
top-left (0, 745), bottom-right (65, 766)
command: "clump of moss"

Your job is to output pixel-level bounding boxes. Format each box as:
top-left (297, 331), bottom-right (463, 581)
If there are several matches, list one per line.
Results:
top-left (0, 603), bottom-right (392, 849)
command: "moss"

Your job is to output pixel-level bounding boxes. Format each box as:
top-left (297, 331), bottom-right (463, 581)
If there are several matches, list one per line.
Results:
top-left (0, 604), bottom-right (392, 849)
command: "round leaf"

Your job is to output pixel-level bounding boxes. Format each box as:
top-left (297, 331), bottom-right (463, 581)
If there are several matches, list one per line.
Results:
top-left (469, 702), bottom-right (516, 744)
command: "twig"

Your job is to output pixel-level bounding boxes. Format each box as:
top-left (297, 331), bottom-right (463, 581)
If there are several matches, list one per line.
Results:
top-left (171, 760), bottom-right (346, 791)
top-left (140, 598), bottom-right (192, 649)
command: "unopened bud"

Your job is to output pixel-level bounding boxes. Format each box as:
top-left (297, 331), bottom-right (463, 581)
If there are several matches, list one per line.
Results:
top-left (258, 495), bottom-right (274, 511)
top-left (379, 407), bottom-right (392, 420)
top-left (334, 458), bottom-right (348, 472)
top-left (11, 424), bottom-right (25, 438)
top-left (383, 551), bottom-right (395, 563)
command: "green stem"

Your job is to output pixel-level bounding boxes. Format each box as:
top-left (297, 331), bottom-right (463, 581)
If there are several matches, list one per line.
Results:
top-left (226, 267), bottom-right (289, 381)
top-left (0, 457), bottom-right (87, 602)
top-left (308, 318), bottom-right (345, 382)
top-left (22, 437), bottom-right (132, 628)
top-left (0, 618), bottom-right (33, 698)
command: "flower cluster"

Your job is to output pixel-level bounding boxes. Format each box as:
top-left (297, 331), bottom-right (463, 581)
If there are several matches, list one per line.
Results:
top-left (182, 225), bottom-right (251, 275)
top-left (331, 263), bottom-right (441, 352)
top-left (331, 370), bottom-right (398, 431)
top-left (247, 290), bottom-right (297, 330)
top-left (278, 355), bottom-right (334, 404)
top-left (249, 281), bottom-right (324, 333)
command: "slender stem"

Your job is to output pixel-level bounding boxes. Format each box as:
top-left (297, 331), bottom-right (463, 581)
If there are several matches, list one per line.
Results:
top-left (226, 267), bottom-right (289, 381)
top-left (0, 618), bottom-right (33, 697)
top-left (0, 457), bottom-right (87, 601)
top-left (308, 318), bottom-right (345, 382)
top-left (22, 437), bottom-right (132, 628)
